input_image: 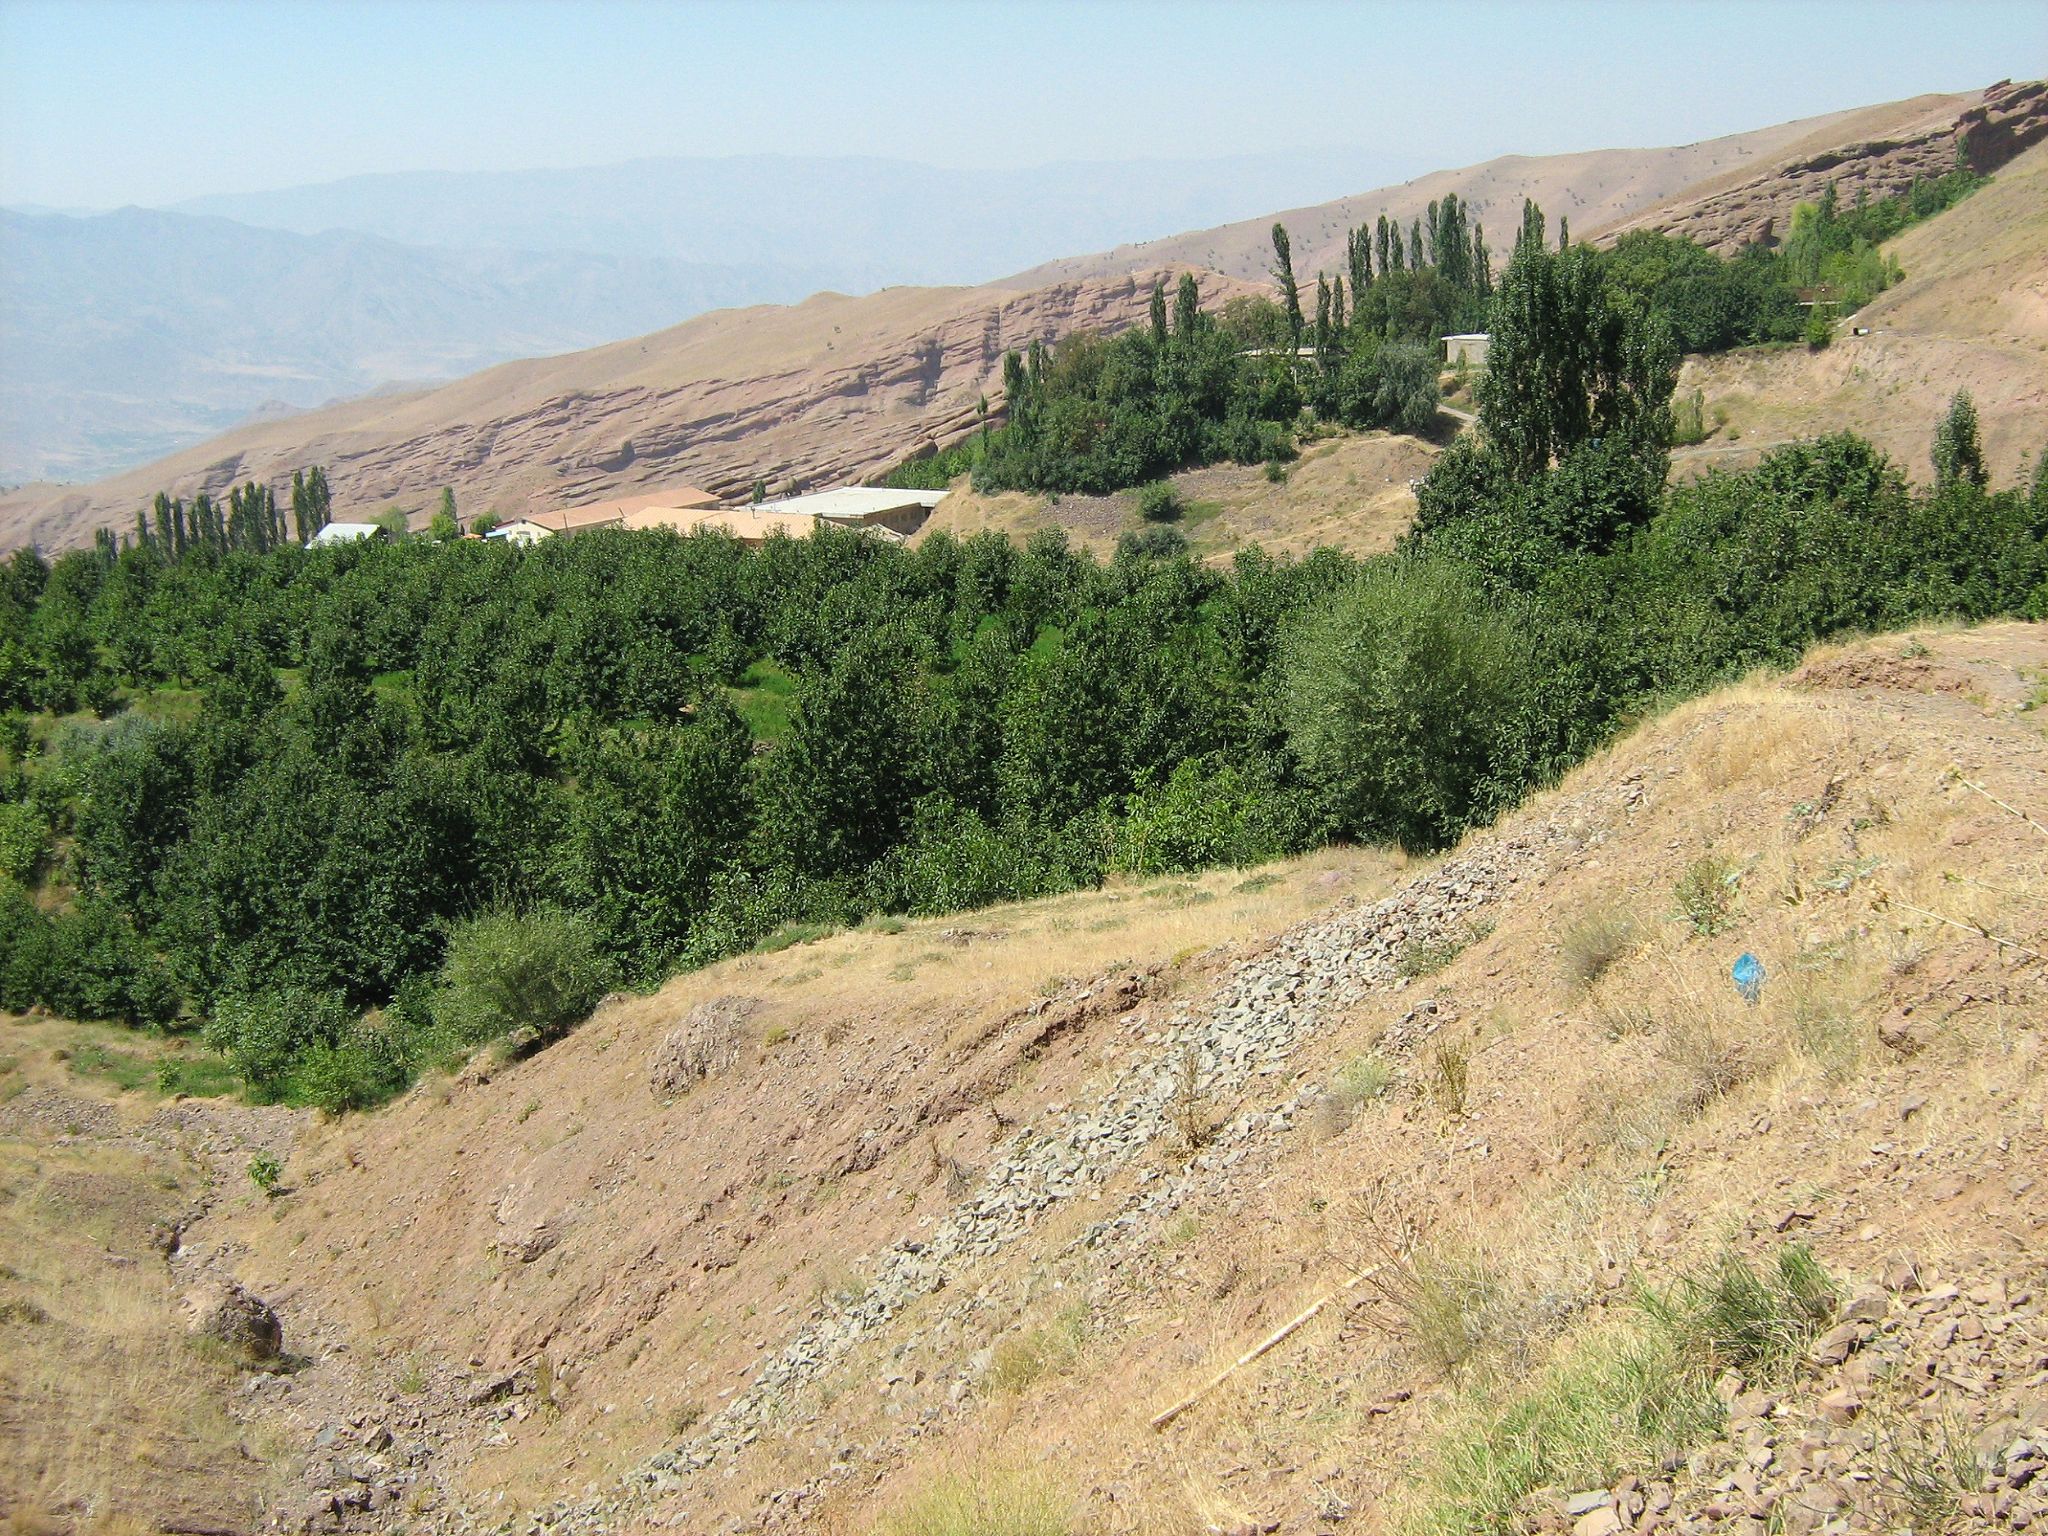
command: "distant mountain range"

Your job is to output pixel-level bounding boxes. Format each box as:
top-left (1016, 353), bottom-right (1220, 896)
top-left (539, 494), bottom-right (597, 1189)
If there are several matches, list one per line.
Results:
top-left (2, 150), bottom-right (1418, 483)
top-left (0, 206), bottom-right (842, 484)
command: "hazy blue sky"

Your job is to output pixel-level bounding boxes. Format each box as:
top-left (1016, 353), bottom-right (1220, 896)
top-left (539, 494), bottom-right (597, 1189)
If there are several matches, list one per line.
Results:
top-left (3, 0), bottom-right (2042, 208)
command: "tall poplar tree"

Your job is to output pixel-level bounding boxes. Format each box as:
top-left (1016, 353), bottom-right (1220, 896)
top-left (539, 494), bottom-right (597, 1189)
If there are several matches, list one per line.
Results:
top-left (1271, 223), bottom-right (1304, 349)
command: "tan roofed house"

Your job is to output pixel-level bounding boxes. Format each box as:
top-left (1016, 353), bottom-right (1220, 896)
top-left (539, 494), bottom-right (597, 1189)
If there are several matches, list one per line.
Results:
top-left (509, 484), bottom-right (723, 539)
top-left (620, 506), bottom-right (827, 544)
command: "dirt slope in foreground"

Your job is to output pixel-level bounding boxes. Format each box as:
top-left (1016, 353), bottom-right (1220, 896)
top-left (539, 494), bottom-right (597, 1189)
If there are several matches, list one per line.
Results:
top-left (64, 621), bottom-right (2022, 1536)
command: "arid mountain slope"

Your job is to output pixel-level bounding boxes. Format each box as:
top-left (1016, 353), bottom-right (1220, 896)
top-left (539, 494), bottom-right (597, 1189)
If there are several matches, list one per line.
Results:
top-left (0, 271), bottom-right (1251, 553)
top-left (1005, 92), bottom-right (1979, 290)
top-left (1678, 135), bottom-right (2048, 484)
top-left (7, 623), bottom-right (2031, 1536)
top-left (1597, 78), bottom-right (2048, 252)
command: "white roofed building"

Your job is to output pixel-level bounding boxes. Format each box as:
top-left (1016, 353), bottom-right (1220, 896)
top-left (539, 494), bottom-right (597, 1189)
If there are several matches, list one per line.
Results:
top-left (755, 487), bottom-right (947, 538)
top-left (306, 522), bottom-right (386, 548)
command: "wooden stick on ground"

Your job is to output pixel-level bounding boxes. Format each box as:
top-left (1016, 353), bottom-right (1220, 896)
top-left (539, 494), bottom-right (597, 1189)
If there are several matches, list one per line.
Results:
top-left (1876, 887), bottom-right (2047, 964)
top-left (1951, 770), bottom-right (2048, 843)
top-left (1150, 1265), bottom-right (1380, 1432)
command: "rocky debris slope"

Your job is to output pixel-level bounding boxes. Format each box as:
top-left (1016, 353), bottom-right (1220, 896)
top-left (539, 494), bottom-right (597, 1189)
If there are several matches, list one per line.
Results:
top-left (503, 780), bottom-right (1635, 1535)
top-left (1600, 79), bottom-right (2048, 253)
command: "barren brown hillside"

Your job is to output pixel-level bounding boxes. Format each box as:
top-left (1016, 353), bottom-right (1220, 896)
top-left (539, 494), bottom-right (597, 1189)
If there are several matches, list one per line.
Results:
top-left (1596, 78), bottom-right (2047, 253)
top-left (1675, 135), bottom-right (2048, 485)
top-left (7, 623), bottom-right (2044, 1536)
top-left (1005, 92), bottom-right (1980, 292)
top-left (0, 270), bottom-right (1255, 555)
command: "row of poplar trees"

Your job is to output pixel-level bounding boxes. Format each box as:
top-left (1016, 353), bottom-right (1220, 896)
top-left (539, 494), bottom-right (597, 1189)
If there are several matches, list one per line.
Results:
top-left (129, 467), bottom-right (333, 560)
top-left (1268, 192), bottom-right (1497, 355)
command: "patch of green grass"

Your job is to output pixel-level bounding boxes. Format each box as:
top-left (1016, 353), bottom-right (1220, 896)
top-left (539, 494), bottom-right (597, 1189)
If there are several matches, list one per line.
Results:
top-left (1408, 1323), bottom-right (1719, 1536)
top-left (1404, 1245), bottom-right (1835, 1536)
top-left (753, 920), bottom-right (831, 954)
top-left (728, 659), bottom-right (798, 742)
top-left (125, 686), bottom-right (204, 726)
top-left (66, 1040), bottom-right (236, 1099)
top-left (1180, 497), bottom-right (1225, 529)
top-left (985, 1303), bottom-right (1089, 1396)
top-left (1332, 1052), bottom-right (1394, 1106)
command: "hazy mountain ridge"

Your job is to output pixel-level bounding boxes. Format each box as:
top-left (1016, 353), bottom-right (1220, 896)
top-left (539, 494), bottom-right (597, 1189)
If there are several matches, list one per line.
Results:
top-left (0, 206), bottom-right (845, 483)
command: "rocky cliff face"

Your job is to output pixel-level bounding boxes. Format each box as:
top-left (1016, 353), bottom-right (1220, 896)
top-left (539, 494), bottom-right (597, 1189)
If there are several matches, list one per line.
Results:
top-left (0, 269), bottom-right (1253, 553)
top-left (1601, 79), bottom-right (2047, 253)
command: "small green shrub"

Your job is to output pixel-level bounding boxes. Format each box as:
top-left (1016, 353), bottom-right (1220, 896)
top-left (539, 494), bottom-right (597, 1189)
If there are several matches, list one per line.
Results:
top-left (247, 1151), bottom-right (283, 1197)
top-left (1332, 1052), bottom-right (1394, 1105)
top-left (986, 1304), bottom-right (1089, 1395)
top-left (1397, 933), bottom-right (1466, 979)
top-left (429, 907), bottom-right (609, 1054)
top-left (1134, 480), bottom-right (1184, 523)
top-left (1114, 523), bottom-right (1187, 562)
top-left (1670, 389), bottom-right (1708, 447)
top-left (1673, 855), bottom-right (1739, 936)
top-left (754, 921), bottom-right (832, 954)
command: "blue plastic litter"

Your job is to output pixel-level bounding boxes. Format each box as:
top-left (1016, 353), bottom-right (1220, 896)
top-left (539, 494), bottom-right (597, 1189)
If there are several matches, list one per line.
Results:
top-left (1732, 952), bottom-right (1765, 1005)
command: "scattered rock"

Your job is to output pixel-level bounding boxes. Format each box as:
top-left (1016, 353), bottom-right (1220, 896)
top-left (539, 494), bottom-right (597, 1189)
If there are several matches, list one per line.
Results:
top-left (184, 1279), bottom-right (282, 1363)
top-left (649, 996), bottom-right (755, 1097)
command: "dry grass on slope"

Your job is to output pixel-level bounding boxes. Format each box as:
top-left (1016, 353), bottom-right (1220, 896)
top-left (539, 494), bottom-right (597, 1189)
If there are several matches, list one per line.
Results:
top-left (829, 623), bottom-right (2048, 1536)
top-left (0, 1022), bottom-right (280, 1536)
top-left (918, 428), bottom-right (1436, 565)
top-left (171, 625), bottom-right (2048, 1536)
top-left (206, 846), bottom-right (1400, 1522)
